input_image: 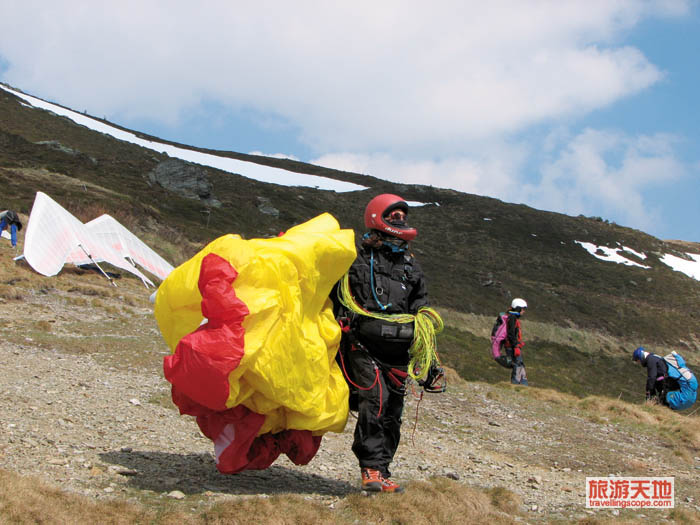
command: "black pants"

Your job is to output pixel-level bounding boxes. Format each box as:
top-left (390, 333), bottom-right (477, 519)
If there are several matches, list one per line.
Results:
top-left (347, 347), bottom-right (407, 478)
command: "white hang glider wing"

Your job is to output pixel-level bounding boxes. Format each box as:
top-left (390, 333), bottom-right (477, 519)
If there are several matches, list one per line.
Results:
top-left (23, 192), bottom-right (154, 286)
top-left (85, 214), bottom-right (174, 281)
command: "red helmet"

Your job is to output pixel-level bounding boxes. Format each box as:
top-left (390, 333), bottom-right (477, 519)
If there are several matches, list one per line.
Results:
top-left (364, 193), bottom-right (417, 241)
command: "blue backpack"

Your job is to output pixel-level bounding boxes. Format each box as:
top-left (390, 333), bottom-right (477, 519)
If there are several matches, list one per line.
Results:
top-left (662, 351), bottom-right (697, 411)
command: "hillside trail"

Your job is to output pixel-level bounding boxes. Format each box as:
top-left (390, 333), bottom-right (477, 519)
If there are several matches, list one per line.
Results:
top-left (0, 253), bottom-right (698, 523)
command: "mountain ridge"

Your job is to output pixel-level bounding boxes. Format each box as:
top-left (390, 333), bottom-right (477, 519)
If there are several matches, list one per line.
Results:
top-left (1, 82), bottom-right (699, 350)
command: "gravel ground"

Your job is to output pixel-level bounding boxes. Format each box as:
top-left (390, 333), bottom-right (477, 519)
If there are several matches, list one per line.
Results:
top-left (0, 259), bottom-right (698, 522)
top-left (2, 337), bottom-right (699, 523)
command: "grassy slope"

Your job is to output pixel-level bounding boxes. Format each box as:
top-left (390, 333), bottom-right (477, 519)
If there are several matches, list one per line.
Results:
top-left (1, 84), bottom-right (699, 363)
top-left (1, 208), bottom-right (699, 523)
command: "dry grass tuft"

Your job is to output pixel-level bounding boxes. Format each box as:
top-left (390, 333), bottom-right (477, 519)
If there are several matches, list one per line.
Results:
top-left (577, 396), bottom-right (700, 450)
top-left (341, 476), bottom-right (518, 524)
top-left (0, 283), bottom-right (24, 300)
top-left (34, 320), bottom-right (52, 332)
top-left (443, 365), bottom-right (467, 388)
top-left (0, 468), bottom-right (524, 525)
top-left (200, 495), bottom-right (336, 524)
top-left (523, 387), bottom-right (576, 406)
top-left (667, 507), bottom-right (700, 524)
top-left (0, 468), bottom-right (181, 524)
top-left (577, 396), bottom-right (660, 425)
top-left (486, 486), bottom-right (523, 515)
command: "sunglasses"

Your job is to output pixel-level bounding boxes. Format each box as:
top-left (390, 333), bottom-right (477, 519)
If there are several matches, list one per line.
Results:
top-left (386, 210), bottom-right (407, 221)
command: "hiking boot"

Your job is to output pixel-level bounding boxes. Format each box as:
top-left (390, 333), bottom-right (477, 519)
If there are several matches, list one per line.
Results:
top-left (379, 476), bottom-right (404, 493)
top-left (361, 468), bottom-right (405, 493)
top-left (361, 468), bottom-right (384, 492)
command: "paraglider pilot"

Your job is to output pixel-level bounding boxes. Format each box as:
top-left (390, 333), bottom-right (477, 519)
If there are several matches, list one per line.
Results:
top-left (334, 194), bottom-right (444, 493)
top-left (0, 210), bottom-right (22, 248)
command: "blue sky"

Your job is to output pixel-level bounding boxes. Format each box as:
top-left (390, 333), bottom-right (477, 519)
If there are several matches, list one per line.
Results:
top-left (1, 1), bottom-right (698, 241)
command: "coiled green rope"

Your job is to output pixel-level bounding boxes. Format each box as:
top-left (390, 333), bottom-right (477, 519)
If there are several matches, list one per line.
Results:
top-left (337, 273), bottom-right (444, 381)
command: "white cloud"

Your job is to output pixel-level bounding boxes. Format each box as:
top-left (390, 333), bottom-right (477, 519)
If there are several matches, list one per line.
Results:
top-left (0, 1), bottom-right (688, 153)
top-left (520, 128), bottom-right (686, 231)
top-left (0, 1), bottom-right (694, 238)
top-left (313, 125), bottom-right (687, 236)
top-left (312, 141), bottom-right (529, 198)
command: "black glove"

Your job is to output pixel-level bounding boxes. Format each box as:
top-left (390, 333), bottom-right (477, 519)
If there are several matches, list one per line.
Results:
top-left (418, 365), bottom-right (446, 393)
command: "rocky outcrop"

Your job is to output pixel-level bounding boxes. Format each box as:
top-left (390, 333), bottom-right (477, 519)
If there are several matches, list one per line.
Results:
top-left (148, 159), bottom-right (221, 207)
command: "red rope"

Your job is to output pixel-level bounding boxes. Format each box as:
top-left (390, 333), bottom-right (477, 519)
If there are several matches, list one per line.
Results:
top-left (410, 390), bottom-right (424, 447)
top-left (337, 344), bottom-right (383, 417)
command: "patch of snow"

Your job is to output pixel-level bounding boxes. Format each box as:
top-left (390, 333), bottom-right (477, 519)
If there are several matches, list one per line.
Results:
top-left (659, 253), bottom-right (700, 281)
top-left (622, 246), bottom-right (647, 260)
top-left (405, 201), bottom-right (438, 207)
top-left (574, 241), bottom-right (651, 269)
top-left (483, 217), bottom-right (492, 221)
top-left (1, 85), bottom-right (367, 193)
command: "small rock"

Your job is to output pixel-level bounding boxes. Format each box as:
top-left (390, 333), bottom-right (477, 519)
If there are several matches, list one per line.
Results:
top-left (443, 470), bottom-right (460, 480)
top-left (527, 475), bottom-right (542, 484)
top-left (120, 447), bottom-right (133, 453)
top-left (103, 487), bottom-right (114, 493)
top-left (168, 490), bottom-right (185, 500)
top-left (488, 421), bottom-right (501, 427)
top-left (129, 398), bottom-right (141, 406)
top-left (531, 505), bottom-right (538, 511)
top-left (162, 477), bottom-right (181, 487)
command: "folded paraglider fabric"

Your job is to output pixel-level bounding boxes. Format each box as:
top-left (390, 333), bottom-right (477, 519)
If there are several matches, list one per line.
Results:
top-left (154, 213), bottom-right (356, 473)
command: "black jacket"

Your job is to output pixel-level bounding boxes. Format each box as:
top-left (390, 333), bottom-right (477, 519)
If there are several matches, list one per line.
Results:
top-left (339, 238), bottom-right (429, 365)
top-left (641, 353), bottom-right (668, 398)
top-left (347, 242), bottom-right (428, 315)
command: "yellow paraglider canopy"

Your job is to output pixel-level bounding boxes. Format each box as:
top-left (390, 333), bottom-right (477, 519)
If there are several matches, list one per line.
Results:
top-left (155, 212), bottom-right (356, 440)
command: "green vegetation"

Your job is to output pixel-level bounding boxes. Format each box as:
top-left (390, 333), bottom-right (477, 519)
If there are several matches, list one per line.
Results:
top-left (2, 85), bottom-right (700, 352)
top-left (437, 324), bottom-right (641, 403)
